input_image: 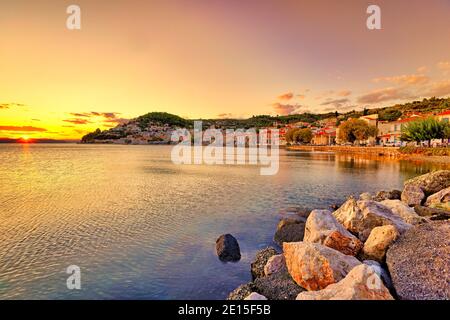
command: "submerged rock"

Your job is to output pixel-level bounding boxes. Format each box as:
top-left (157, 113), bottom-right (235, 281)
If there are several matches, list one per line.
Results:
top-left (425, 187), bottom-right (450, 211)
top-left (296, 264), bottom-right (394, 300)
top-left (363, 225), bottom-right (399, 262)
top-left (403, 170), bottom-right (450, 196)
top-left (304, 209), bottom-right (362, 256)
top-left (380, 199), bottom-right (426, 225)
top-left (251, 247), bottom-right (278, 280)
top-left (386, 221), bottom-right (450, 300)
top-left (359, 192), bottom-right (373, 201)
top-left (332, 198), bottom-right (412, 241)
top-left (216, 234), bottom-right (241, 262)
top-left (273, 218), bottom-right (305, 246)
top-left (283, 242), bottom-right (361, 291)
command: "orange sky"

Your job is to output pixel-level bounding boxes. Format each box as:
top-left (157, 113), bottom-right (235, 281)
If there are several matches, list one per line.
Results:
top-left (1, 0), bottom-right (449, 139)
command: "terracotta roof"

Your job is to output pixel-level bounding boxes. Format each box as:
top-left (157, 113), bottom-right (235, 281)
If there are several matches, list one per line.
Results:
top-left (437, 110), bottom-right (450, 116)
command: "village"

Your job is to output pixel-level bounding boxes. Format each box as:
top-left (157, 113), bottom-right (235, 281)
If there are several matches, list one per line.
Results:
top-left (90, 109), bottom-right (450, 148)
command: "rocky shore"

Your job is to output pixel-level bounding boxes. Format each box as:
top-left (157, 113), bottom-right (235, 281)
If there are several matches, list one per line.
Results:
top-left (224, 170), bottom-right (450, 300)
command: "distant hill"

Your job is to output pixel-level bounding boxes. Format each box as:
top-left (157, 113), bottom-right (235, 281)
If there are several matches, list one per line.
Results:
top-left (81, 97), bottom-right (450, 142)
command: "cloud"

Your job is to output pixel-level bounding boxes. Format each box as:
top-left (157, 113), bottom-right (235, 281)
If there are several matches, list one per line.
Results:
top-left (103, 118), bottom-right (129, 125)
top-left (417, 66), bottom-right (428, 73)
top-left (336, 90), bottom-right (351, 97)
top-left (217, 113), bottom-right (234, 118)
top-left (0, 125), bottom-right (47, 132)
top-left (437, 61), bottom-right (450, 75)
top-left (272, 103), bottom-right (307, 115)
top-left (277, 92), bottom-right (294, 101)
top-left (422, 80), bottom-right (450, 97)
top-left (297, 94), bottom-right (306, 99)
top-left (357, 87), bottom-right (414, 104)
top-left (320, 98), bottom-right (350, 108)
top-left (437, 61), bottom-right (450, 71)
top-left (63, 118), bottom-right (92, 125)
top-left (0, 102), bottom-right (25, 109)
top-left (69, 112), bottom-right (121, 119)
top-left (372, 74), bottom-right (430, 85)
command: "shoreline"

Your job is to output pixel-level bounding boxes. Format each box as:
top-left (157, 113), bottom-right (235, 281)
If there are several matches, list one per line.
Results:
top-left (286, 145), bottom-right (450, 165)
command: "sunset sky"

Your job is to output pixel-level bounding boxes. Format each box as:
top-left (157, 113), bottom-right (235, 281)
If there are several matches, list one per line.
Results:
top-left (1, 0), bottom-right (450, 139)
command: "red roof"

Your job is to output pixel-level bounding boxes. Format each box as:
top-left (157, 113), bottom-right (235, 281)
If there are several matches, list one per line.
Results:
top-left (437, 110), bottom-right (450, 116)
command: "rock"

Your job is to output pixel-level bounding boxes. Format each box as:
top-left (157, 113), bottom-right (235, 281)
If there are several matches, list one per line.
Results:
top-left (429, 212), bottom-right (450, 221)
top-left (216, 234), bottom-right (241, 262)
top-left (304, 209), bottom-right (362, 256)
top-left (386, 221), bottom-right (450, 300)
top-left (296, 264), bottom-right (394, 300)
top-left (363, 225), bottom-right (399, 262)
top-left (425, 187), bottom-right (450, 211)
top-left (273, 218), bottom-right (305, 246)
top-left (333, 198), bottom-right (412, 241)
top-left (253, 270), bottom-right (304, 300)
top-left (264, 254), bottom-right (286, 277)
top-left (227, 282), bottom-right (255, 300)
top-left (380, 199), bottom-right (426, 225)
top-left (359, 192), bottom-right (373, 201)
top-left (283, 242), bottom-right (361, 291)
top-left (363, 260), bottom-right (394, 292)
top-left (401, 184), bottom-right (425, 207)
top-left (244, 292), bottom-right (267, 300)
top-left (251, 247), bottom-right (278, 280)
top-left (278, 207), bottom-right (311, 222)
top-left (404, 170), bottom-right (450, 196)
top-left (414, 205), bottom-right (449, 217)
top-left (373, 190), bottom-right (402, 202)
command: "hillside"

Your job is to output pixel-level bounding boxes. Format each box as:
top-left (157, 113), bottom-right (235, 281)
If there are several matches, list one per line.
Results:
top-left (81, 97), bottom-right (450, 142)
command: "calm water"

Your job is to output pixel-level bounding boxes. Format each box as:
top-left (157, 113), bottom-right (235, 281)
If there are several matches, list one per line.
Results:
top-left (0, 144), bottom-right (446, 299)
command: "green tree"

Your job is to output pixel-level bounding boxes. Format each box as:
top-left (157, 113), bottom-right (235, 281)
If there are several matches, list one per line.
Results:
top-left (338, 118), bottom-right (378, 144)
top-left (293, 128), bottom-right (313, 144)
top-left (400, 117), bottom-right (448, 146)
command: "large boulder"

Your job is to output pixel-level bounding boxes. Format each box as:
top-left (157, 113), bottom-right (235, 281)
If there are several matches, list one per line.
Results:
top-left (283, 242), bottom-right (361, 291)
top-left (386, 221), bottom-right (450, 300)
top-left (424, 187), bottom-right (450, 211)
top-left (250, 247), bottom-right (278, 279)
top-left (264, 254), bottom-right (287, 277)
top-left (363, 225), bottom-right (399, 262)
top-left (273, 218), bottom-right (305, 246)
top-left (373, 190), bottom-right (402, 202)
top-left (304, 209), bottom-right (362, 256)
top-left (216, 234), bottom-right (241, 262)
top-left (244, 292), bottom-right (267, 300)
top-left (253, 270), bottom-right (304, 300)
top-left (403, 170), bottom-right (450, 196)
top-left (380, 199), bottom-right (426, 225)
top-left (401, 184), bottom-right (425, 207)
top-left (332, 198), bottom-right (412, 241)
top-left (296, 264), bottom-right (394, 300)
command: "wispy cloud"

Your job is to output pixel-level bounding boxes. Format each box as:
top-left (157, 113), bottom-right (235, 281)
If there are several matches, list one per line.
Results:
top-left (272, 103), bottom-right (307, 115)
top-left (0, 102), bottom-right (25, 109)
top-left (437, 61), bottom-right (450, 75)
top-left (277, 92), bottom-right (294, 101)
top-left (357, 87), bottom-right (414, 104)
top-left (320, 98), bottom-right (350, 108)
top-left (336, 90), bottom-right (351, 97)
top-left (0, 125), bottom-right (47, 132)
top-left (63, 118), bottom-right (92, 125)
top-left (372, 74), bottom-right (430, 85)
